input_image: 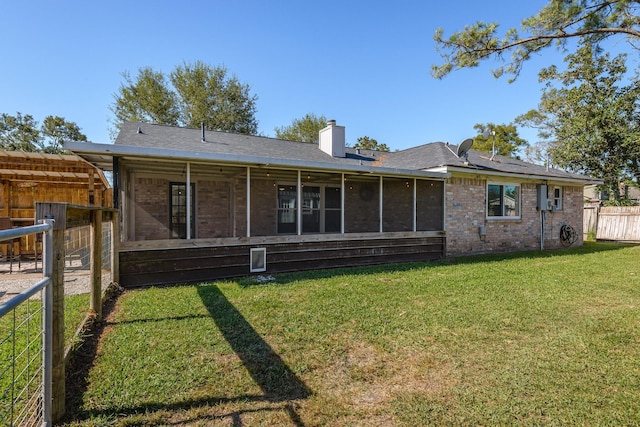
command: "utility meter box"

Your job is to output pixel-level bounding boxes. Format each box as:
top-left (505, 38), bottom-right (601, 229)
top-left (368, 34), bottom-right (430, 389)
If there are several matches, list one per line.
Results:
top-left (536, 184), bottom-right (551, 211)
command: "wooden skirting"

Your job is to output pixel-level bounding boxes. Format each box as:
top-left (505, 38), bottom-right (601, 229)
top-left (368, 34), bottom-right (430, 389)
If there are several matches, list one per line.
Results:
top-left (118, 234), bottom-right (445, 287)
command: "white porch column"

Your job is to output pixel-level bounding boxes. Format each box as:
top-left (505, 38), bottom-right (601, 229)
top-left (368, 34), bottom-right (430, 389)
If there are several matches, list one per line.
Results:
top-left (186, 162), bottom-right (191, 240)
top-left (413, 178), bottom-right (417, 232)
top-left (341, 173), bottom-right (345, 234)
top-left (379, 176), bottom-right (383, 233)
top-left (297, 170), bottom-right (302, 235)
top-left (246, 166), bottom-right (251, 237)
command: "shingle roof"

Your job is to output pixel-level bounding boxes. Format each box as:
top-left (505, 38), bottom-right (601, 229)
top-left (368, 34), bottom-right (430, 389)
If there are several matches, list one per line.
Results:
top-left (68, 122), bottom-right (595, 184)
top-left (115, 122), bottom-right (381, 167)
top-left (379, 142), bottom-right (590, 181)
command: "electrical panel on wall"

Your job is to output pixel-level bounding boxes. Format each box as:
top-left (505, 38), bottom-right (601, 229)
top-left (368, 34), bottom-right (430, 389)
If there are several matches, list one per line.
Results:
top-left (536, 184), bottom-right (551, 211)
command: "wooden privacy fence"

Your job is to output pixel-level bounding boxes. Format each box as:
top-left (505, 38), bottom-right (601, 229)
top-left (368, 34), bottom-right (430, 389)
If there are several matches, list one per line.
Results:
top-left (583, 205), bottom-right (640, 242)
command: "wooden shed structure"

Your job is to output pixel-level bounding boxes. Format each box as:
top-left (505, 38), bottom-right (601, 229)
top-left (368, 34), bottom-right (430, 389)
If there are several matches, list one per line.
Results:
top-left (0, 149), bottom-right (112, 260)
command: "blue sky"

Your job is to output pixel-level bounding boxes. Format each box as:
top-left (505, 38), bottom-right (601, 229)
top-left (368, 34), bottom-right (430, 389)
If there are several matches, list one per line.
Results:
top-left (1, 0), bottom-right (566, 151)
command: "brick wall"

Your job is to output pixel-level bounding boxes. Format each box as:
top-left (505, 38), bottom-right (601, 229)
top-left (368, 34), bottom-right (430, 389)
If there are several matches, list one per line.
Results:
top-left (446, 177), bottom-right (584, 256)
top-left (131, 174), bottom-right (240, 240)
top-left (234, 177), bottom-right (247, 237)
top-left (383, 178), bottom-right (413, 232)
top-left (133, 176), bottom-right (171, 240)
top-left (344, 180), bottom-right (380, 232)
top-left (417, 180), bottom-right (444, 231)
top-left (197, 180), bottom-right (232, 238)
top-left (249, 179), bottom-right (277, 236)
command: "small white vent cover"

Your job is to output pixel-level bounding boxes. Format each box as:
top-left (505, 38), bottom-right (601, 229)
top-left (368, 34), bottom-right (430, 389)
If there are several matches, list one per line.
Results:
top-left (250, 248), bottom-right (267, 273)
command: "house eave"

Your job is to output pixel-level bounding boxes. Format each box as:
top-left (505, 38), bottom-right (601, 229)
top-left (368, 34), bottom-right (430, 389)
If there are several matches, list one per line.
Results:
top-left (425, 165), bottom-right (600, 185)
top-left (65, 141), bottom-right (450, 180)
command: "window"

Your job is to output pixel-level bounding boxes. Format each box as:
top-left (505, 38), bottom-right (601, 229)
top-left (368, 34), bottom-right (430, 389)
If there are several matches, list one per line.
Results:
top-left (552, 186), bottom-right (563, 211)
top-left (170, 182), bottom-right (195, 238)
top-left (487, 184), bottom-right (520, 218)
top-left (277, 184), bottom-right (342, 234)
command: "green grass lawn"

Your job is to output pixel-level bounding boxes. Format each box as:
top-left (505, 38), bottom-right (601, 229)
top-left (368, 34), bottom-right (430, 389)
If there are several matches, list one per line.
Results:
top-left (62, 242), bottom-right (640, 426)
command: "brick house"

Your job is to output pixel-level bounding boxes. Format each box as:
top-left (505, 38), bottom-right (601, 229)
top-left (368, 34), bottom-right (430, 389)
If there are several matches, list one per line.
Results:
top-left (380, 142), bottom-right (589, 255)
top-left (66, 121), bottom-right (595, 286)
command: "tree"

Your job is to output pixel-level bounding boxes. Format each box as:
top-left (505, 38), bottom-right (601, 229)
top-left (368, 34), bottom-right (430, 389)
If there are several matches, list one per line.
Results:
top-left (111, 62), bottom-right (258, 137)
top-left (111, 68), bottom-right (180, 131)
top-left (170, 62), bottom-right (258, 134)
top-left (471, 123), bottom-right (527, 158)
top-left (517, 43), bottom-right (640, 201)
top-left (274, 113), bottom-right (327, 143)
top-left (432, 0), bottom-right (640, 81)
top-left (0, 113), bottom-right (40, 151)
top-left (41, 115), bottom-right (88, 153)
top-left (353, 136), bottom-right (390, 152)
top-left (0, 113), bottom-right (87, 153)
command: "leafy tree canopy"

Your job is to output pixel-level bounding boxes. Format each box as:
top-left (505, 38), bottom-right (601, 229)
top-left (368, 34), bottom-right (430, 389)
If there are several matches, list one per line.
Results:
top-left (516, 43), bottom-right (640, 200)
top-left (41, 115), bottom-right (88, 153)
top-left (111, 61), bottom-right (258, 138)
top-left (0, 112), bottom-right (86, 153)
top-left (472, 123), bottom-right (527, 158)
top-left (352, 136), bottom-right (390, 152)
top-left (432, 0), bottom-right (640, 81)
top-left (274, 113), bottom-right (327, 143)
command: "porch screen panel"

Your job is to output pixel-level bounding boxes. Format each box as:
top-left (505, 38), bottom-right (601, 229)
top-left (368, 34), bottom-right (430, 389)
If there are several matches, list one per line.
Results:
top-left (416, 180), bottom-right (444, 231)
top-left (170, 182), bottom-right (195, 239)
top-left (343, 177), bottom-right (379, 233)
top-left (382, 178), bottom-right (413, 232)
top-left (277, 185), bottom-right (297, 234)
top-left (302, 186), bottom-right (321, 233)
top-left (325, 186), bottom-right (341, 233)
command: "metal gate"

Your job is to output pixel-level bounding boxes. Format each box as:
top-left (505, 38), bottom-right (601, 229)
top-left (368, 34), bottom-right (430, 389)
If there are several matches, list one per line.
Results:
top-left (0, 221), bottom-right (53, 426)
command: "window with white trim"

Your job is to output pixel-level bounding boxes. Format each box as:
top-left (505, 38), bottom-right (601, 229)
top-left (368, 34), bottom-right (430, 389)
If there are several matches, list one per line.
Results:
top-left (487, 183), bottom-right (521, 218)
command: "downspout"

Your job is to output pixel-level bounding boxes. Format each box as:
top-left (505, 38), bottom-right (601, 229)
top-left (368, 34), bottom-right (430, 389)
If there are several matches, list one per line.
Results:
top-left (186, 162), bottom-right (191, 240)
top-left (246, 167), bottom-right (251, 237)
top-left (540, 210), bottom-right (545, 250)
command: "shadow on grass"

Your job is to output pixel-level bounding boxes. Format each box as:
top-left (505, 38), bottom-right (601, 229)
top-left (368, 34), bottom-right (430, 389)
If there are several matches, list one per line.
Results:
top-left (197, 284), bottom-right (312, 401)
top-left (103, 313), bottom-right (211, 326)
top-left (239, 241), bottom-right (638, 287)
top-left (64, 285), bottom-right (311, 426)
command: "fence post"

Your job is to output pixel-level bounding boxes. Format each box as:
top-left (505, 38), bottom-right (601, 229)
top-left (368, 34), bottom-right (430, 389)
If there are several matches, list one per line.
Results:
top-left (90, 209), bottom-right (102, 320)
top-left (51, 217), bottom-right (66, 422)
top-left (111, 211), bottom-right (119, 285)
top-left (42, 217), bottom-right (54, 425)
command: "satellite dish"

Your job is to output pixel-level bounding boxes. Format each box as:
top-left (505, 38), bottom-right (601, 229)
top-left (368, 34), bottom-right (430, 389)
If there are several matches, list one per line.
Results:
top-left (483, 128), bottom-right (491, 139)
top-left (457, 138), bottom-right (474, 159)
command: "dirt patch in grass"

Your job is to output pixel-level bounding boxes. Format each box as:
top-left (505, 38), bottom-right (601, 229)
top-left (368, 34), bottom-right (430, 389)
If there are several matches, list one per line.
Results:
top-left (311, 337), bottom-right (457, 425)
top-left (63, 285), bottom-right (124, 423)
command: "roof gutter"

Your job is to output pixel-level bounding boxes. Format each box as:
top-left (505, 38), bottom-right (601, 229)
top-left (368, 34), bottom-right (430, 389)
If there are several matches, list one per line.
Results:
top-left (428, 165), bottom-right (602, 185)
top-left (65, 141), bottom-right (450, 180)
